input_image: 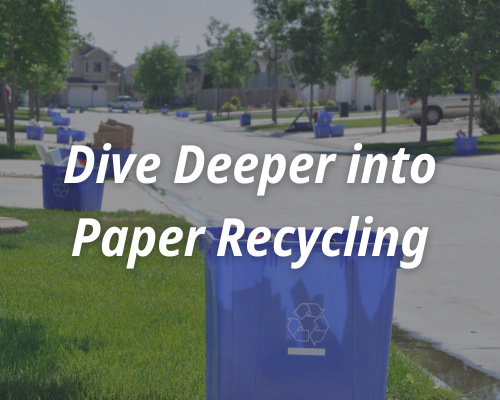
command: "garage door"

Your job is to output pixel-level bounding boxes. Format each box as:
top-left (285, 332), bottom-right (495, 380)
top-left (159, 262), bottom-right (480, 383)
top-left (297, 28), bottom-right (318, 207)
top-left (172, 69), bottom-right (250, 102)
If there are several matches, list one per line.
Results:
top-left (68, 87), bottom-right (108, 108)
top-left (68, 87), bottom-right (91, 107)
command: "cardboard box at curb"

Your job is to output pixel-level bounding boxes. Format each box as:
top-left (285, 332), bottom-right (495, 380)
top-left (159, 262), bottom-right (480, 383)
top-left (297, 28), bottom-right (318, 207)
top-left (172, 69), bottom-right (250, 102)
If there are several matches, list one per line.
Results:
top-left (94, 119), bottom-right (134, 150)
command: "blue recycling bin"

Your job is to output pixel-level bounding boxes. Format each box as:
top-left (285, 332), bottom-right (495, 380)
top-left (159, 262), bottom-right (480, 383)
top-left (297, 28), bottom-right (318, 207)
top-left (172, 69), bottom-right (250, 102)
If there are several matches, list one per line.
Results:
top-left (330, 125), bottom-right (344, 137)
top-left (93, 149), bottom-right (133, 179)
top-left (42, 164), bottom-right (104, 211)
top-left (176, 111), bottom-right (181, 117)
top-left (52, 117), bottom-right (70, 126)
top-left (26, 126), bottom-right (45, 140)
top-left (240, 114), bottom-right (251, 126)
top-left (314, 125), bottom-right (330, 138)
top-left (206, 113), bottom-right (213, 122)
top-left (453, 137), bottom-right (477, 155)
top-left (200, 227), bottom-right (402, 400)
top-left (108, 107), bottom-right (113, 113)
top-left (71, 130), bottom-right (86, 142)
top-left (52, 111), bottom-right (61, 118)
top-left (123, 106), bottom-right (129, 114)
top-left (67, 108), bottom-right (76, 114)
top-left (47, 110), bottom-right (53, 117)
top-left (57, 129), bottom-right (71, 144)
top-left (161, 108), bottom-right (169, 115)
top-left (182, 111), bottom-right (189, 118)
top-left (317, 111), bottom-right (333, 127)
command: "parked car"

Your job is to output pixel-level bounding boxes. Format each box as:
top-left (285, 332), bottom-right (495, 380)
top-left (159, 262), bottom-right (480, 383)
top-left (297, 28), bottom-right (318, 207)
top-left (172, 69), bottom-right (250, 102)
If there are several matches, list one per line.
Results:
top-left (108, 96), bottom-right (143, 112)
top-left (399, 88), bottom-right (499, 125)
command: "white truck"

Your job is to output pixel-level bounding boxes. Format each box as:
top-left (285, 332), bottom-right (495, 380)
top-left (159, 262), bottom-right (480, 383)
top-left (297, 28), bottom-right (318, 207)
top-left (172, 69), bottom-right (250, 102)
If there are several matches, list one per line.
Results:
top-left (108, 96), bottom-right (143, 112)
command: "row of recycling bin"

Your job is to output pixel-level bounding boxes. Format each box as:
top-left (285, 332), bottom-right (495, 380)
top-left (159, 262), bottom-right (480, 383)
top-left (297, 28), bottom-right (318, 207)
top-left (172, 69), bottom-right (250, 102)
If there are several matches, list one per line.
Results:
top-left (42, 148), bottom-right (132, 211)
top-left (176, 111), bottom-right (189, 118)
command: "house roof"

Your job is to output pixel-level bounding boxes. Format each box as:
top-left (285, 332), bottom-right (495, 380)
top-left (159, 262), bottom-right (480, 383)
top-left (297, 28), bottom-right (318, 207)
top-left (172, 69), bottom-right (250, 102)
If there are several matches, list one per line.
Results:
top-left (67, 77), bottom-right (107, 84)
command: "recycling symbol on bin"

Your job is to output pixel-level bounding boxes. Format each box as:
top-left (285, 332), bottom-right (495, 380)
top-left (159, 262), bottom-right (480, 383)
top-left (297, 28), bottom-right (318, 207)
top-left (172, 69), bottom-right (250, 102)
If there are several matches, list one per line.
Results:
top-left (287, 303), bottom-right (329, 346)
top-left (53, 178), bottom-right (70, 198)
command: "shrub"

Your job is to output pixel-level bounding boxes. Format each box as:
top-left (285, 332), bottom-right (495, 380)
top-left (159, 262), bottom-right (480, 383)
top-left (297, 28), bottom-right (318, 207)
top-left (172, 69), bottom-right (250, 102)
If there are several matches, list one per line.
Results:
top-left (279, 86), bottom-right (292, 106)
top-left (230, 96), bottom-right (241, 109)
top-left (326, 99), bottom-right (336, 106)
top-left (477, 98), bottom-right (500, 135)
top-left (295, 100), bottom-right (303, 107)
top-left (307, 100), bottom-right (320, 107)
top-left (221, 102), bottom-right (238, 112)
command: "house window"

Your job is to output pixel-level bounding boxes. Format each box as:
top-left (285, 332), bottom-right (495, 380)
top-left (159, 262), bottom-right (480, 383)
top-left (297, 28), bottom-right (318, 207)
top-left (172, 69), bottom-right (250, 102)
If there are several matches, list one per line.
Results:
top-left (68, 61), bottom-right (74, 71)
top-left (93, 61), bottom-right (102, 74)
top-left (84, 61), bottom-right (89, 74)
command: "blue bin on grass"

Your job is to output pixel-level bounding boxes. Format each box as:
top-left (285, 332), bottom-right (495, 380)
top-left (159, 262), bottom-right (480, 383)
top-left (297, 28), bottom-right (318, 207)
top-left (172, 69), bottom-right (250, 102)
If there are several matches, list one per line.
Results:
top-left (330, 125), bottom-right (344, 137)
top-left (67, 108), bottom-right (76, 114)
top-left (42, 164), bottom-right (104, 211)
top-left (453, 137), bottom-right (477, 155)
top-left (182, 111), bottom-right (189, 118)
top-left (317, 110), bottom-right (334, 127)
top-left (123, 106), bottom-right (129, 114)
top-left (240, 114), bottom-right (251, 126)
top-left (71, 130), bottom-right (85, 142)
top-left (314, 125), bottom-right (330, 138)
top-left (206, 113), bottom-right (213, 122)
top-left (93, 149), bottom-right (133, 179)
top-left (161, 108), bottom-right (169, 115)
top-left (52, 116), bottom-right (70, 126)
top-left (47, 110), bottom-right (53, 117)
top-left (26, 126), bottom-right (45, 141)
top-left (200, 227), bottom-right (402, 400)
top-left (52, 111), bottom-right (61, 118)
top-left (57, 129), bottom-right (71, 144)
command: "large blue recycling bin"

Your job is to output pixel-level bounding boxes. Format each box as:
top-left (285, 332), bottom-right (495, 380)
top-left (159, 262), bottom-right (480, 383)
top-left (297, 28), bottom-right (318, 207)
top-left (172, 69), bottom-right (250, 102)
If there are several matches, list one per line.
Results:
top-left (176, 111), bottom-right (181, 117)
top-left (123, 106), bottom-right (129, 114)
top-left (161, 108), bottom-right (169, 115)
top-left (71, 130), bottom-right (86, 142)
top-left (57, 129), bottom-right (71, 144)
top-left (317, 110), bottom-right (334, 127)
top-left (453, 137), bottom-right (477, 155)
top-left (330, 124), bottom-right (344, 137)
top-left (93, 149), bottom-right (133, 179)
top-left (52, 116), bottom-right (70, 126)
top-left (206, 113), bottom-right (213, 122)
top-left (314, 125), bottom-right (330, 138)
top-left (240, 114), bottom-right (251, 126)
top-left (200, 227), bottom-right (402, 400)
top-left (42, 164), bottom-right (104, 211)
top-left (67, 108), bottom-right (76, 114)
top-left (26, 126), bottom-right (45, 140)
top-left (182, 111), bottom-right (189, 118)
top-left (47, 110), bottom-right (53, 117)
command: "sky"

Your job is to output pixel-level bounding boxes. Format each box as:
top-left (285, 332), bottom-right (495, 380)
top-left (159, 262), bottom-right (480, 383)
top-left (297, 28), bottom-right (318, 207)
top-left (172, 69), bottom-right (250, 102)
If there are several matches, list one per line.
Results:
top-left (72, 0), bottom-right (258, 67)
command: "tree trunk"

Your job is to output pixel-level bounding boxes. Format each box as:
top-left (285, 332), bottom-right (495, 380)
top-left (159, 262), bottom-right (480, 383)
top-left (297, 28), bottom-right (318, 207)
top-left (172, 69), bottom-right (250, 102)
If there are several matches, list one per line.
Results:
top-left (29, 86), bottom-right (34, 119)
top-left (0, 79), bottom-right (12, 145)
top-left (272, 38), bottom-right (278, 124)
top-left (227, 87), bottom-right (231, 119)
top-left (36, 91), bottom-right (40, 121)
top-left (220, 88), bottom-right (225, 117)
top-left (468, 59), bottom-right (477, 137)
top-left (310, 85), bottom-right (314, 122)
top-left (420, 95), bottom-right (429, 143)
top-left (324, 85), bottom-right (332, 111)
top-left (381, 91), bottom-right (387, 133)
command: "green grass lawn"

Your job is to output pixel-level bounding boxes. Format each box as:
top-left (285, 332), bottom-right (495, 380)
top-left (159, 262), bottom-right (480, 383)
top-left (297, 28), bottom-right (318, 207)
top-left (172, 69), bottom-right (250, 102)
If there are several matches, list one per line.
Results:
top-left (0, 109), bottom-right (51, 122)
top-left (0, 144), bottom-right (40, 160)
top-left (363, 134), bottom-right (500, 156)
top-left (248, 117), bottom-right (412, 132)
top-left (0, 208), bottom-right (462, 399)
top-left (0, 123), bottom-right (56, 134)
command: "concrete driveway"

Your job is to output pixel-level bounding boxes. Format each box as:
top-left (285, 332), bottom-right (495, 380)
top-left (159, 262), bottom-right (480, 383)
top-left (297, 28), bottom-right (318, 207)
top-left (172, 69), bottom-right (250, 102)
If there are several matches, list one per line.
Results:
top-left (3, 110), bottom-right (500, 381)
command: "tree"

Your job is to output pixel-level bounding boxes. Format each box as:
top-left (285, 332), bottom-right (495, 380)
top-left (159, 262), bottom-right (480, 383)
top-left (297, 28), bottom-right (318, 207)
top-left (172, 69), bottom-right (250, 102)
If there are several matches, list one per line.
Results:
top-left (0, 0), bottom-right (79, 146)
top-left (406, 42), bottom-right (454, 142)
top-left (204, 19), bottom-right (255, 118)
top-left (329, 0), bottom-right (428, 131)
top-left (252, 0), bottom-right (288, 123)
top-left (282, 0), bottom-right (338, 120)
top-left (133, 42), bottom-right (185, 110)
top-left (412, 0), bottom-right (500, 137)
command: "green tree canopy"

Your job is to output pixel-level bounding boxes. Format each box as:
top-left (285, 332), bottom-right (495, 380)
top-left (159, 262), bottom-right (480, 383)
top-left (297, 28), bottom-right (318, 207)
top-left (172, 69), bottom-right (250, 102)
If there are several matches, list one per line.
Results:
top-left (133, 41), bottom-right (186, 105)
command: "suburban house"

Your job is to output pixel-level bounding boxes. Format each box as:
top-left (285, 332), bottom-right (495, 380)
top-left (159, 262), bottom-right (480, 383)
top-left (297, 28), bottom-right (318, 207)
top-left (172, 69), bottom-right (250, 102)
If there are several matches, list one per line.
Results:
top-left (51, 42), bottom-right (126, 108)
